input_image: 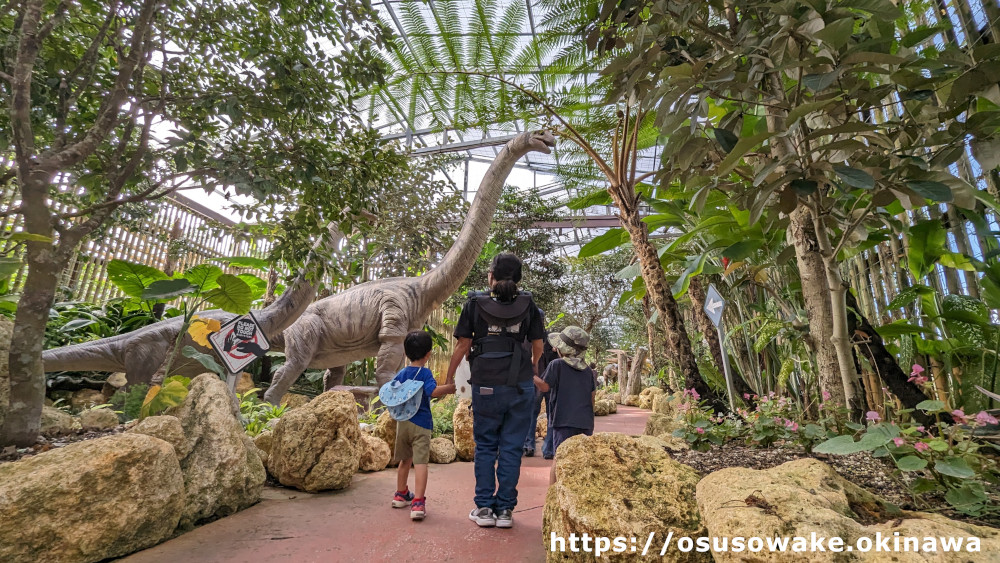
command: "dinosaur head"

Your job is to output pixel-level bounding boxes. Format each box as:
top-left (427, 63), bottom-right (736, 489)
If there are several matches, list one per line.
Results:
top-left (521, 130), bottom-right (556, 155)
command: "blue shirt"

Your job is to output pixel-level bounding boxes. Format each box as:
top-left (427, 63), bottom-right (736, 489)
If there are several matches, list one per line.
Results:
top-left (391, 365), bottom-right (437, 430)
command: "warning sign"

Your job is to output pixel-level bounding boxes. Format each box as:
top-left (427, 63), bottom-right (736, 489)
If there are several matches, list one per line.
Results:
top-left (208, 312), bottom-right (270, 374)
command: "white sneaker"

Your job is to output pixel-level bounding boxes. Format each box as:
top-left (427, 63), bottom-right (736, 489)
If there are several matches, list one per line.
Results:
top-left (469, 507), bottom-right (496, 527)
top-left (495, 508), bottom-right (513, 528)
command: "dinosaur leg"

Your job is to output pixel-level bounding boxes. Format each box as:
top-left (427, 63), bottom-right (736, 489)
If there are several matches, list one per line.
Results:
top-left (263, 338), bottom-right (318, 405)
top-left (323, 366), bottom-right (346, 391)
top-left (124, 341), bottom-right (168, 386)
top-left (374, 339), bottom-right (405, 387)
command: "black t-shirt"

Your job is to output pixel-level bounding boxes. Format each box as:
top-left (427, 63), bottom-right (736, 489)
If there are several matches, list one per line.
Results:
top-left (454, 293), bottom-right (545, 386)
top-left (542, 359), bottom-right (596, 430)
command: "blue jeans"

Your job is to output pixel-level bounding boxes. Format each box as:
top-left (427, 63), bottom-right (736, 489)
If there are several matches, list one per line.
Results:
top-left (472, 381), bottom-right (535, 511)
top-left (523, 391), bottom-right (544, 452)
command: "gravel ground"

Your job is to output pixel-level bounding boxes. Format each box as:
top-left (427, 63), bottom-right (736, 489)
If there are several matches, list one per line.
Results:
top-left (0, 426), bottom-right (124, 464)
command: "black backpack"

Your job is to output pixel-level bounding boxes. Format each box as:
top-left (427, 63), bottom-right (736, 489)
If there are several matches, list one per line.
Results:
top-left (466, 290), bottom-right (535, 389)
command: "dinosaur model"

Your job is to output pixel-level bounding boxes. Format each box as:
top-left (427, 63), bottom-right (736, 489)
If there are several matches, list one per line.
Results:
top-left (40, 229), bottom-right (343, 383)
top-left (261, 130), bottom-right (556, 404)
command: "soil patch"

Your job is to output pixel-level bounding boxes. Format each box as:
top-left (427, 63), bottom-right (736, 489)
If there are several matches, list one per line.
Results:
top-left (0, 426), bottom-right (124, 465)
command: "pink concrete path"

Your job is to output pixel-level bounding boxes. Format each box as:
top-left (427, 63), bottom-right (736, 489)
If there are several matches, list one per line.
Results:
top-left (120, 406), bottom-right (650, 563)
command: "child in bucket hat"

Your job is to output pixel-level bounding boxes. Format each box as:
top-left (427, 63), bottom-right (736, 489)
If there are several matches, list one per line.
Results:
top-left (385, 330), bottom-right (455, 520)
top-left (532, 325), bottom-right (596, 485)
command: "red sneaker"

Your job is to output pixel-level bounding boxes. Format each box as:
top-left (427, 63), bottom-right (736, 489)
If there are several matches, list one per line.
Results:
top-left (410, 497), bottom-right (426, 520)
top-left (392, 489), bottom-right (414, 508)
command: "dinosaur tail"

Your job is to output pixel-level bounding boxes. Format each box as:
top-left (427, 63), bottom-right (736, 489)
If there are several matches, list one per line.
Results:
top-left (42, 334), bottom-right (130, 373)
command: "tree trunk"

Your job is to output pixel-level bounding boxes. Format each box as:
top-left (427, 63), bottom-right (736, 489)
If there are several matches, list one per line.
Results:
top-left (626, 346), bottom-right (648, 397)
top-left (788, 206), bottom-right (846, 407)
top-left (809, 204), bottom-right (863, 417)
top-left (618, 202), bottom-right (726, 411)
top-left (845, 290), bottom-right (948, 426)
top-left (688, 276), bottom-right (755, 402)
top-left (1, 251), bottom-right (61, 446)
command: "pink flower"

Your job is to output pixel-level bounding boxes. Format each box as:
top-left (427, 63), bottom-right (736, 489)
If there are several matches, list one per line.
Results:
top-left (952, 410), bottom-right (968, 424)
top-left (685, 388), bottom-right (701, 400)
top-left (784, 420), bottom-right (799, 432)
top-left (865, 411), bottom-right (881, 422)
top-left (695, 427), bottom-right (705, 434)
top-left (822, 390), bottom-right (832, 401)
top-left (914, 441), bottom-right (930, 452)
top-left (910, 364), bottom-right (925, 376)
top-left (907, 373), bottom-right (928, 385)
top-left (975, 411), bottom-right (998, 426)
top-left (892, 437), bottom-right (905, 447)
top-left (916, 426), bottom-right (925, 433)
top-left (743, 393), bottom-right (751, 400)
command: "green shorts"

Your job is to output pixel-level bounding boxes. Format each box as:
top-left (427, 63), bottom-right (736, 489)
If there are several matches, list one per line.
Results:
top-left (394, 420), bottom-right (432, 465)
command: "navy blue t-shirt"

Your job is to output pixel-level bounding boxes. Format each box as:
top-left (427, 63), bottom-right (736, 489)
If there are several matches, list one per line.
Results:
top-left (542, 359), bottom-right (596, 431)
top-left (391, 366), bottom-right (437, 430)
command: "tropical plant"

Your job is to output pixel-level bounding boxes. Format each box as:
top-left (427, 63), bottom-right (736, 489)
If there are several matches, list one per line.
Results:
top-left (357, 395), bottom-right (385, 426)
top-left (239, 387), bottom-right (289, 436)
top-left (109, 384), bottom-right (150, 422)
top-left (431, 395), bottom-right (458, 438)
top-left (139, 376), bottom-right (190, 420)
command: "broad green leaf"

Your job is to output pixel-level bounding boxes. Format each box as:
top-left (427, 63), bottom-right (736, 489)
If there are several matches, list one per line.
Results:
top-left (815, 17), bottom-right (855, 48)
top-left (182, 345), bottom-right (224, 375)
top-left (8, 232), bottom-right (54, 243)
top-left (945, 483), bottom-right (988, 513)
top-left (895, 456), bottom-right (928, 471)
top-left (874, 320), bottom-right (934, 338)
top-left (0, 257), bottom-right (21, 281)
top-left (813, 435), bottom-right (868, 455)
top-left (915, 400), bottom-right (945, 412)
top-left (716, 131), bottom-right (775, 177)
top-left (142, 279), bottom-right (196, 301)
top-left (907, 220), bottom-right (947, 278)
top-left (671, 254), bottom-right (708, 298)
top-left (238, 274), bottom-right (268, 300)
top-left (182, 264), bottom-right (224, 292)
top-left (140, 379), bottom-right (189, 419)
top-left (833, 165), bottom-right (875, 189)
top-left (203, 274), bottom-right (253, 314)
top-left (60, 319), bottom-right (97, 332)
top-left (939, 252), bottom-right (976, 271)
top-left (887, 284), bottom-right (933, 310)
top-left (786, 99), bottom-right (835, 127)
top-left (934, 457), bottom-right (976, 479)
top-left (802, 71), bottom-right (839, 91)
top-left (579, 228), bottom-right (629, 258)
top-left (711, 128), bottom-right (739, 153)
top-left (107, 259), bottom-right (168, 299)
top-left (906, 181), bottom-right (952, 202)
top-left (566, 188), bottom-right (612, 210)
top-left (722, 239), bottom-right (761, 261)
top-left (841, 0), bottom-right (902, 20)
top-left (901, 25), bottom-right (946, 48)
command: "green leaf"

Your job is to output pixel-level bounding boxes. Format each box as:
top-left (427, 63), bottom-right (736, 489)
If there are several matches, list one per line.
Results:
top-left (0, 257), bottom-right (22, 281)
top-left (711, 128), bottom-right (739, 153)
top-left (813, 435), bottom-right (868, 455)
top-left (140, 379), bottom-right (189, 419)
top-left (874, 320), bottom-right (934, 338)
top-left (107, 259), bottom-right (168, 300)
top-left (901, 25), bottom-right (946, 48)
top-left (566, 188), bottom-right (612, 210)
top-left (895, 456), bottom-right (928, 471)
top-left (791, 179), bottom-right (817, 196)
top-left (579, 228), bottom-right (629, 258)
top-left (934, 456), bottom-right (976, 479)
top-left (722, 239), bottom-right (761, 261)
top-left (833, 165), bottom-right (875, 189)
top-left (238, 274), bottom-right (268, 300)
top-left (939, 252), bottom-right (975, 271)
top-left (840, 0), bottom-right (902, 20)
top-left (671, 254), bottom-right (708, 298)
top-left (141, 279), bottom-right (196, 301)
top-left (182, 264), bottom-right (224, 292)
top-left (887, 284), bottom-right (933, 310)
top-left (907, 220), bottom-right (947, 279)
top-left (203, 274), bottom-right (253, 314)
top-left (786, 99), bottom-right (835, 127)
top-left (906, 181), bottom-right (952, 202)
top-left (802, 71), bottom-right (839, 92)
top-left (8, 232), bottom-right (54, 243)
top-left (182, 345), bottom-right (224, 375)
top-left (216, 256), bottom-right (270, 270)
top-left (945, 483), bottom-right (988, 513)
top-left (815, 17), bottom-right (855, 48)
top-left (716, 131), bottom-right (775, 177)
top-left (915, 400), bottom-right (945, 412)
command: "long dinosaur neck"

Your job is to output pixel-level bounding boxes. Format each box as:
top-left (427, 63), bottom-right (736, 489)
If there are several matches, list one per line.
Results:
top-left (419, 137), bottom-right (535, 302)
top-left (255, 225), bottom-right (344, 336)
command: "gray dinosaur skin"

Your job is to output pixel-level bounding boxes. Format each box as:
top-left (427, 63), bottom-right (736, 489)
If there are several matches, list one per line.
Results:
top-left (41, 273), bottom-right (319, 384)
top-left (261, 130), bottom-right (556, 404)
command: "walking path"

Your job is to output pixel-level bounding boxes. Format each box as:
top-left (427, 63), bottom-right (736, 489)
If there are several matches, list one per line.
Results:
top-left (121, 406), bottom-right (650, 563)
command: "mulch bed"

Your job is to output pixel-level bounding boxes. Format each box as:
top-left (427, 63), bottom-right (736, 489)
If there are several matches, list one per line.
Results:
top-left (667, 444), bottom-right (1000, 529)
top-left (0, 427), bottom-right (124, 465)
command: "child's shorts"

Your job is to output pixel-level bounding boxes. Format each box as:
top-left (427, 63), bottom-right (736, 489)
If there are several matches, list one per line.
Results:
top-left (551, 426), bottom-right (593, 455)
top-left (394, 420), bottom-right (432, 464)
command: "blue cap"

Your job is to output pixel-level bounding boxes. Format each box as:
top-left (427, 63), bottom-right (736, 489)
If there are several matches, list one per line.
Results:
top-left (378, 379), bottom-right (424, 422)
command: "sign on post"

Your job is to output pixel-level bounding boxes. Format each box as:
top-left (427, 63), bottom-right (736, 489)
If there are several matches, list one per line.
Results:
top-left (703, 284), bottom-right (735, 411)
top-left (208, 313), bottom-right (270, 391)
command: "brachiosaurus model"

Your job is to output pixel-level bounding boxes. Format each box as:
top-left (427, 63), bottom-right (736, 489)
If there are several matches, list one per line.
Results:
top-left (261, 130), bottom-right (556, 404)
top-left (40, 228), bottom-right (343, 383)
